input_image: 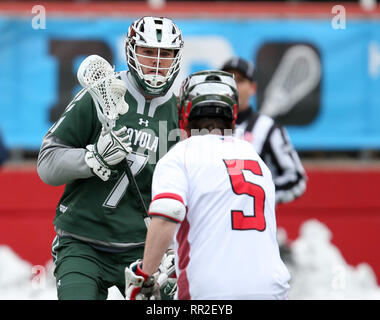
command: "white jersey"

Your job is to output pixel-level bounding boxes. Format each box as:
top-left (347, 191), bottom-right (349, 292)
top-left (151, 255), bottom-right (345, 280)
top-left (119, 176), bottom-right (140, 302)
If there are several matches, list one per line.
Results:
top-left (151, 134), bottom-right (291, 300)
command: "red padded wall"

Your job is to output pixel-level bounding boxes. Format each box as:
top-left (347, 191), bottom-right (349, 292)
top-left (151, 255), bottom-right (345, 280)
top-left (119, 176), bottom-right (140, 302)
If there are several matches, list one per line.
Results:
top-left (0, 164), bottom-right (379, 284)
top-left (0, 167), bottom-right (63, 265)
top-left (276, 166), bottom-right (380, 284)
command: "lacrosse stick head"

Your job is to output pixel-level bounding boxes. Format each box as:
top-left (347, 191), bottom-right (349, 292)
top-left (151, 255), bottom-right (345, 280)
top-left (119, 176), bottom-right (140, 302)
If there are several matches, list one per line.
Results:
top-left (125, 16), bottom-right (184, 96)
top-left (77, 55), bottom-right (129, 134)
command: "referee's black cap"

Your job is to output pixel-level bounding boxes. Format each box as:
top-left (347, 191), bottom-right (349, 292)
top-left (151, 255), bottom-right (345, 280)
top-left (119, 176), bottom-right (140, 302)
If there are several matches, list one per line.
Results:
top-left (220, 57), bottom-right (256, 83)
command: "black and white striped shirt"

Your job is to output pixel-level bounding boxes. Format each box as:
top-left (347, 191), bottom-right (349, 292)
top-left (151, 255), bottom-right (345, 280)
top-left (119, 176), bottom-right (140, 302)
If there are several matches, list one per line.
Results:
top-left (234, 108), bottom-right (307, 204)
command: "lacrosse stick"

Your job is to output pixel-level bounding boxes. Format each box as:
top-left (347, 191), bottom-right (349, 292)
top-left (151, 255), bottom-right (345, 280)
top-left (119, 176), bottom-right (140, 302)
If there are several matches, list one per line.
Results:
top-left (77, 54), bottom-right (129, 134)
top-left (260, 45), bottom-right (321, 118)
top-left (77, 55), bottom-right (150, 228)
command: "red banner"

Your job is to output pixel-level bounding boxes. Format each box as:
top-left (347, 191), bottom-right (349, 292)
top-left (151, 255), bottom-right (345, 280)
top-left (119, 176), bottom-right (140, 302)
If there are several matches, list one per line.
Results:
top-left (1, 163), bottom-right (380, 284)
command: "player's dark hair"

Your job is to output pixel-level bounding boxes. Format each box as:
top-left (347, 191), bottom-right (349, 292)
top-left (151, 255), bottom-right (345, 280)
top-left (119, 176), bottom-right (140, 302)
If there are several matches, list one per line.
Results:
top-left (186, 117), bottom-right (234, 136)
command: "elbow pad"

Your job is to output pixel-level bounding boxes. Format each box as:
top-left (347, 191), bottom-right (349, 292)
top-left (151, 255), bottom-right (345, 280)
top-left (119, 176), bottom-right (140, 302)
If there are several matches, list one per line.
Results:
top-left (149, 194), bottom-right (186, 223)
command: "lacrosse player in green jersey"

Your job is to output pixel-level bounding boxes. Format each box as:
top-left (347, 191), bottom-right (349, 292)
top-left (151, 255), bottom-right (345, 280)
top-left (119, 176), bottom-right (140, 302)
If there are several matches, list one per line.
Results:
top-left (37, 16), bottom-right (184, 300)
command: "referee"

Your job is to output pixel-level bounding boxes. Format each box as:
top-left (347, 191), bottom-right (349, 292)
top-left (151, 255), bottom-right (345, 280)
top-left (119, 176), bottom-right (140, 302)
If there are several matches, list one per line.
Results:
top-left (221, 57), bottom-right (307, 205)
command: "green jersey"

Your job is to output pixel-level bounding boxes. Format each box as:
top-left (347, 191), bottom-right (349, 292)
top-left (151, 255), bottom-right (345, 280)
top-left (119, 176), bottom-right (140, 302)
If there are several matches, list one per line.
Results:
top-left (48, 71), bottom-right (180, 247)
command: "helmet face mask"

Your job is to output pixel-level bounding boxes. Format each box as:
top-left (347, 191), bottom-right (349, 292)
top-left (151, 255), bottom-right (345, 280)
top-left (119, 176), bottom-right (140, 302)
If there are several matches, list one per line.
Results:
top-left (178, 70), bottom-right (239, 131)
top-left (126, 17), bottom-right (184, 96)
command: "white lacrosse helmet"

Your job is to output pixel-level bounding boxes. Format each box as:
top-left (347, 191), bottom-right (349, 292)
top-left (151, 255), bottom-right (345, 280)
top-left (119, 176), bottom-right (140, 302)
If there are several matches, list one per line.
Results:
top-left (178, 70), bottom-right (239, 130)
top-left (125, 16), bottom-right (184, 96)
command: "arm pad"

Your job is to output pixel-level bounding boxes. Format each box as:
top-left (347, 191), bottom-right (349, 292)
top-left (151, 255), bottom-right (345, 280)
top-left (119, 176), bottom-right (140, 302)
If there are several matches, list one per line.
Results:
top-left (149, 197), bottom-right (186, 223)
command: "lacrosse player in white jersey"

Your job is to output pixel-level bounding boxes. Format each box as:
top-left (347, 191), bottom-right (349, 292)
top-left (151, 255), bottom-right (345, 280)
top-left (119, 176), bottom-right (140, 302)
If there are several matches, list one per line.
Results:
top-left (125, 70), bottom-right (291, 300)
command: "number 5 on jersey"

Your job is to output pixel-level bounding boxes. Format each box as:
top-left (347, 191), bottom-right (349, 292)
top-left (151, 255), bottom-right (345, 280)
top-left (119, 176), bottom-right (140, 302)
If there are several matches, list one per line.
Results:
top-left (223, 159), bottom-right (266, 231)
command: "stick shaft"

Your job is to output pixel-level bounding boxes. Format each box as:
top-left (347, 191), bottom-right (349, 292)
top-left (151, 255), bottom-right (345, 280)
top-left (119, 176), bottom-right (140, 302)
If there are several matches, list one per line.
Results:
top-left (123, 159), bottom-right (151, 228)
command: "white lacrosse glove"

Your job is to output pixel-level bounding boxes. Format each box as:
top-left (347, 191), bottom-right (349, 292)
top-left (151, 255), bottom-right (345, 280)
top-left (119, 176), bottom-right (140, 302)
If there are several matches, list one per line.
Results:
top-left (158, 249), bottom-right (175, 280)
top-left (125, 260), bottom-right (161, 300)
top-left (85, 126), bottom-right (132, 181)
top-left (158, 249), bottom-right (177, 298)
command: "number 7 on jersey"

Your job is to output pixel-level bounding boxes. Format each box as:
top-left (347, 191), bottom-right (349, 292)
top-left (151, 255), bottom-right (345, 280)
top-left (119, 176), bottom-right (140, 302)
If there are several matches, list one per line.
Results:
top-left (223, 159), bottom-right (266, 231)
